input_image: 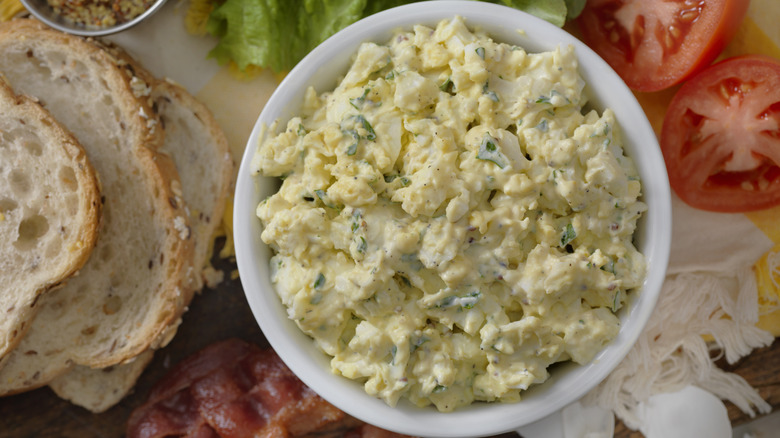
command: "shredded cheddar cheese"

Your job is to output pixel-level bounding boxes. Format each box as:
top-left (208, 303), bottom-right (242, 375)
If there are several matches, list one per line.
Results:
top-left (184, 0), bottom-right (213, 35)
top-left (755, 248), bottom-right (780, 335)
top-left (0, 0), bottom-right (24, 21)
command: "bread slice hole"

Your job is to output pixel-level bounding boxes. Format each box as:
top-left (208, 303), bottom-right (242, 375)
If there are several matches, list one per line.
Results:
top-left (10, 169), bottom-right (31, 196)
top-left (14, 214), bottom-right (49, 250)
top-left (22, 138), bottom-right (43, 156)
top-left (102, 295), bottom-right (122, 315)
top-left (59, 165), bottom-right (78, 192)
top-left (0, 197), bottom-right (18, 213)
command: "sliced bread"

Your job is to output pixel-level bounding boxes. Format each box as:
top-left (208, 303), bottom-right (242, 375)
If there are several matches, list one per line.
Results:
top-left (93, 40), bottom-right (234, 289)
top-left (48, 350), bottom-right (154, 413)
top-left (0, 18), bottom-right (194, 394)
top-left (48, 74), bottom-right (234, 413)
top-left (0, 77), bottom-right (101, 360)
top-left (153, 80), bottom-right (233, 290)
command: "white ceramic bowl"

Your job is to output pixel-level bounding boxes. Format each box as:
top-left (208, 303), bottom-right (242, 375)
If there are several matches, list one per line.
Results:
top-left (235, 2), bottom-right (672, 436)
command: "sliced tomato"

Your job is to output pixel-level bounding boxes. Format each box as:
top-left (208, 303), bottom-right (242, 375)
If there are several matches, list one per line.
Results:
top-left (661, 55), bottom-right (780, 213)
top-left (577, 0), bottom-right (749, 92)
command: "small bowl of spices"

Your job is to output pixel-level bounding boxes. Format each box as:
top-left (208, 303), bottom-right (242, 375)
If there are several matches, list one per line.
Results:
top-left (21, 0), bottom-right (167, 36)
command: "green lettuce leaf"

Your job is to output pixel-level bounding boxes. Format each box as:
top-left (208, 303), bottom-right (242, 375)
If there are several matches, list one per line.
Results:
top-left (564, 0), bottom-right (586, 20)
top-left (496, 0), bottom-right (567, 28)
top-left (206, 0), bottom-right (583, 73)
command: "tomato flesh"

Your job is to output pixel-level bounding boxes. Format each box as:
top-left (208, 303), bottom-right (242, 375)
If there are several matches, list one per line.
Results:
top-left (578, 0), bottom-right (749, 92)
top-left (661, 55), bottom-right (780, 212)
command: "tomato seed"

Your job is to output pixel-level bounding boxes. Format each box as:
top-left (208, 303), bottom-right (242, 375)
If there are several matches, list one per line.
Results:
top-left (665, 32), bottom-right (675, 50)
top-left (679, 9), bottom-right (698, 23)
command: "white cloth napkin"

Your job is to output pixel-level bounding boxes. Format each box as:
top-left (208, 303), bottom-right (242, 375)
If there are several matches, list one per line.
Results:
top-left (667, 194), bottom-right (774, 275)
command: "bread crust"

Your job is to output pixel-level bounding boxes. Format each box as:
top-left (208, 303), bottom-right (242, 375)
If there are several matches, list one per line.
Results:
top-left (0, 18), bottom-right (195, 394)
top-left (0, 77), bottom-right (101, 359)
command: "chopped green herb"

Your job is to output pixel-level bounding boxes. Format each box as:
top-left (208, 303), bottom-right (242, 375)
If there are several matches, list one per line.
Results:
top-left (433, 385), bottom-right (447, 393)
top-left (590, 123), bottom-right (611, 138)
top-left (536, 119), bottom-right (549, 132)
top-left (434, 291), bottom-right (482, 310)
top-left (313, 273), bottom-right (325, 289)
top-left (535, 95), bottom-right (551, 104)
top-left (389, 345), bottom-right (397, 364)
top-left (310, 292), bottom-right (323, 305)
top-left (314, 189), bottom-right (340, 210)
top-left (477, 134), bottom-right (508, 168)
top-left (400, 176), bottom-right (411, 186)
top-left (437, 296), bottom-right (457, 308)
top-left (552, 89), bottom-right (571, 103)
top-left (385, 70), bottom-right (397, 80)
top-left (475, 46), bottom-right (485, 59)
top-left (482, 82), bottom-right (499, 102)
top-left (351, 211), bottom-right (362, 233)
top-left (357, 236), bottom-right (367, 253)
top-left (355, 115), bottom-right (376, 141)
top-left (349, 88), bottom-right (371, 109)
top-left (550, 169), bottom-right (559, 185)
top-left (612, 290), bottom-right (621, 312)
top-left (439, 76), bottom-right (454, 93)
top-left (342, 115), bottom-right (376, 155)
top-left (411, 335), bottom-right (430, 353)
top-left (296, 123), bottom-right (307, 136)
top-left (342, 127), bottom-right (360, 155)
top-left (462, 290), bottom-right (481, 309)
top-left (560, 223), bottom-right (576, 247)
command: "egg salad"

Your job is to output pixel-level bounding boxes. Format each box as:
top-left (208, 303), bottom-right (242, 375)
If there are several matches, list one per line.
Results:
top-left (252, 16), bottom-right (647, 412)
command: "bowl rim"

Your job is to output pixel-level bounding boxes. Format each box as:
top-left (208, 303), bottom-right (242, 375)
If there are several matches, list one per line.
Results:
top-left (20, 0), bottom-right (169, 37)
top-left (234, 2), bottom-right (672, 436)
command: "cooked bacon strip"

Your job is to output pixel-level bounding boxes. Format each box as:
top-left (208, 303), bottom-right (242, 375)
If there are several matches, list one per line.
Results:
top-left (127, 339), bottom-right (412, 438)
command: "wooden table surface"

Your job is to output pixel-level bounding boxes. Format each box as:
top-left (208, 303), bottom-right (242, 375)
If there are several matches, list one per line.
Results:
top-left (1, 241), bottom-right (778, 438)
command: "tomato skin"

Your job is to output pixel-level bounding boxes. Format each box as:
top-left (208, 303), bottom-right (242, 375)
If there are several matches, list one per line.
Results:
top-left (661, 55), bottom-right (780, 213)
top-left (578, 0), bottom-right (749, 92)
